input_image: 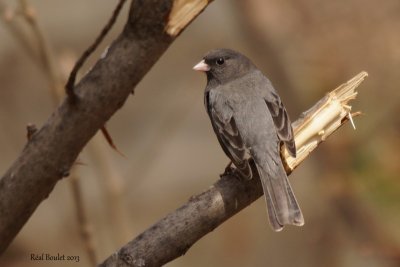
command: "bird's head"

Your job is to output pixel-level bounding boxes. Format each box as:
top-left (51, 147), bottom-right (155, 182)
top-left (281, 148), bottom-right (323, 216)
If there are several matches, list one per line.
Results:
top-left (193, 48), bottom-right (254, 85)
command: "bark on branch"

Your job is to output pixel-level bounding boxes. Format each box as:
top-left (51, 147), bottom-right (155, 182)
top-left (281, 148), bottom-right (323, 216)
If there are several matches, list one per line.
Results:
top-left (0, 0), bottom-right (213, 254)
top-left (99, 72), bottom-right (368, 267)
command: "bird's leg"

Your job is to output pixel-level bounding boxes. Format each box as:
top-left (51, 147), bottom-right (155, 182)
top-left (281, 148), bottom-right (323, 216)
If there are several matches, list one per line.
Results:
top-left (220, 161), bottom-right (234, 178)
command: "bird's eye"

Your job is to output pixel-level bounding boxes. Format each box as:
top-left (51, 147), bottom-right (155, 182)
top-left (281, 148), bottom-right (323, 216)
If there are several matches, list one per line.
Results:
top-left (216, 58), bottom-right (225, 65)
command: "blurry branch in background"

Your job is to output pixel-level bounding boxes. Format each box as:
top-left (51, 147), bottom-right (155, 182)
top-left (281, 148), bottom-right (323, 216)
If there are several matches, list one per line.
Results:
top-left (0, 0), bottom-right (98, 265)
top-left (70, 173), bottom-right (97, 266)
top-left (0, 1), bottom-right (35, 63)
top-left (17, 0), bottom-right (63, 102)
top-left (99, 72), bottom-right (368, 267)
top-left (0, 0), bottom-right (62, 102)
top-left (0, 0), bottom-right (213, 256)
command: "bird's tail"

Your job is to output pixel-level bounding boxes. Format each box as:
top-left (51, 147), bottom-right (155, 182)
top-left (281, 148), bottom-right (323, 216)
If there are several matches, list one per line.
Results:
top-left (255, 162), bottom-right (304, 231)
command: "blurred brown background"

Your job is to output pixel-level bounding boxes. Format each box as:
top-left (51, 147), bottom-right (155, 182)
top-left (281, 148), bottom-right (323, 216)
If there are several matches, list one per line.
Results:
top-left (1, 0), bottom-right (400, 266)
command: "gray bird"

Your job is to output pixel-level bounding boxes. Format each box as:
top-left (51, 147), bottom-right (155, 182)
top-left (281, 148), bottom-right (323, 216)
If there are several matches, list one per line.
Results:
top-left (193, 48), bottom-right (304, 231)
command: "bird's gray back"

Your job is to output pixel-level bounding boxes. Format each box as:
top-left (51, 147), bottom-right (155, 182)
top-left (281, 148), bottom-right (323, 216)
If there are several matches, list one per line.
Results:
top-left (207, 72), bottom-right (279, 151)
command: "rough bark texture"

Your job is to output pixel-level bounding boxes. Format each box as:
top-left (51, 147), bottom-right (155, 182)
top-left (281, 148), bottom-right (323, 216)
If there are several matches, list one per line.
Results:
top-left (0, 0), bottom-right (212, 254)
top-left (101, 174), bottom-right (264, 267)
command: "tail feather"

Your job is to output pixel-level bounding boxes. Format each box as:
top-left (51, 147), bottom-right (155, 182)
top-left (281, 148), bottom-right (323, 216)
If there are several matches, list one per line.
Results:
top-left (255, 162), bottom-right (304, 231)
top-left (264, 189), bottom-right (284, 231)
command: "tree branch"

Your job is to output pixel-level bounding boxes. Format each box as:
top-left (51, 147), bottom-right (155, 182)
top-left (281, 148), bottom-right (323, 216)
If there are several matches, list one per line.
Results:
top-left (0, 0), bottom-right (213, 254)
top-left (99, 72), bottom-right (368, 267)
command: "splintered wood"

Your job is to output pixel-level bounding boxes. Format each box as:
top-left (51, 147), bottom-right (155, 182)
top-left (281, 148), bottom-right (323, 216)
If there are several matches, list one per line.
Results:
top-left (282, 71), bottom-right (368, 173)
top-left (166, 0), bottom-right (212, 37)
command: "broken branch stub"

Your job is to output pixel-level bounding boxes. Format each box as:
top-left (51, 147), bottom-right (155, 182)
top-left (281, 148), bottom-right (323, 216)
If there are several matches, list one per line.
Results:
top-left (282, 71), bottom-right (368, 173)
top-left (166, 0), bottom-right (213, 37)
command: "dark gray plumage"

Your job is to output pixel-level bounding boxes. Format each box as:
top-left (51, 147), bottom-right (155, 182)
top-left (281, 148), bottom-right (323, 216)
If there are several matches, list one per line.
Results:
top-left (194, 48), bottom-right (304, 231)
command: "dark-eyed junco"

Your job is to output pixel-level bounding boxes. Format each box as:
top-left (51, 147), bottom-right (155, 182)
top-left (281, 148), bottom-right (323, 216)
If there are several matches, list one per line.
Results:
top-left (193, 48), bottom-right (304, 231)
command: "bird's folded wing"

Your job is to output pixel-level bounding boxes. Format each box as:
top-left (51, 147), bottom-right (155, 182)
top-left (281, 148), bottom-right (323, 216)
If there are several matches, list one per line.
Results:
top-left (205, 92), bottom-right (252, 179)
top-left (264, 90), bottom-right (296, 157)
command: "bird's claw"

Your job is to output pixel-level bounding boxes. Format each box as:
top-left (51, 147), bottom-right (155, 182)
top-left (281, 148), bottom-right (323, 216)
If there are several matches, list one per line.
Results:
top-left (220, 162), bottom-right (238, 178)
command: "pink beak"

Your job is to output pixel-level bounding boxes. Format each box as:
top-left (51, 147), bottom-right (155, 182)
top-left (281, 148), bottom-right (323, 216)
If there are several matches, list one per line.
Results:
top-left (193, 60), bottom-right (210, 72)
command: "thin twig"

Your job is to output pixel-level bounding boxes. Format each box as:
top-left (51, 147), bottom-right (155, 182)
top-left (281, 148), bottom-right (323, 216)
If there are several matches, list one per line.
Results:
top-left (65, 0), bottom-right (127, 103)
top-left (100, 126), bottom-right (126, 157)
top-left (63, 0), bottom-right (128, 155)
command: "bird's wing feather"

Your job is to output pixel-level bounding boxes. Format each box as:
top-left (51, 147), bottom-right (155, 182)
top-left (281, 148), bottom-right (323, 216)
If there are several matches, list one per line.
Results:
top-left (263, 87), bottom-right (296, 157)
top-left (205, 91), bottom-right (252, 179)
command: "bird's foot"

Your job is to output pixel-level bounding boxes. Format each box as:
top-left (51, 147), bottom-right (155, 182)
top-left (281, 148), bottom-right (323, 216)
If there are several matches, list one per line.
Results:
top-left (220, 161), bottom-right (234, 178)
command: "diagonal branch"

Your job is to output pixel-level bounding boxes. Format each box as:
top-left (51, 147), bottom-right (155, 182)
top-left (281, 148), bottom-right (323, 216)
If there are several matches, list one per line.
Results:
top-left (99, 72), bottom-right (368, 267)
top-left (0, 0), bottom-right (213, 254)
